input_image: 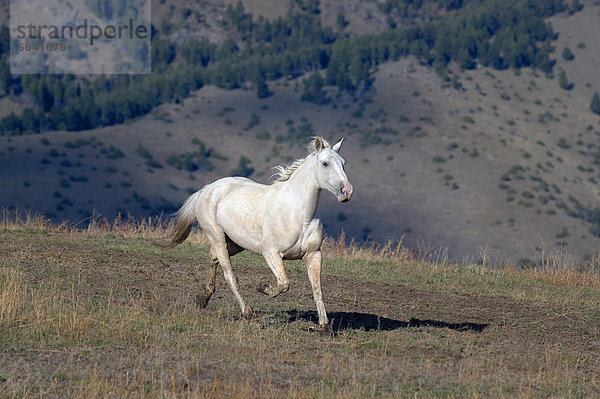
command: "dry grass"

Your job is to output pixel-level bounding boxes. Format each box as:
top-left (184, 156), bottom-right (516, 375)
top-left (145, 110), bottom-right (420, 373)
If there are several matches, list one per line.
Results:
top-left (322, 230), bottom-right (413, 262)
top-left (1, 213), bottom-right (600, 397)
top-left (0, 268), bottom-right (24, 329)
top-left (1, 208), bottom-right (208, 245)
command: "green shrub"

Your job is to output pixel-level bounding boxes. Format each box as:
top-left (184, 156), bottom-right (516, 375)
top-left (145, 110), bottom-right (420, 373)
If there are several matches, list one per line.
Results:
top-left (244, 113), bottom-right (261, 130)
top-left (69, 175), bottom-right (88, 182)
top-left (556, 227), bottom-right (569, 239)
top-left (557, 138), bottom-right (570, 149)
top-left (146, 159), bottom-right (163, 169)
top-left (522, 191), bottom-right (534, 199)
top-left (137, 145), bottom-right (153, 160)
top-left (590, 92), bottom-right (600, 115)
top-left (100, 146), bottom-right (125, 159)
top-left (167, 152), bottom-right (213, 172)
top-left (562, 46), bottom-right (574, 61)
top-left (231, 156), bottom-right (254, 177)
top-left (255, 130), bottom-right (271, 140)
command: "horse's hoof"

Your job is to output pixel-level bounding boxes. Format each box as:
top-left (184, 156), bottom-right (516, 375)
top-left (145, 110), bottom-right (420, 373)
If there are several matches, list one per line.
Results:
top-left (242, 308), bottom-right (254, 320)
top-left (319, 324), bottom-right (334, 337)
top-left (256, 281), bottom-right (272, 295)
top-left (194, 294), bottom-right (209, 308)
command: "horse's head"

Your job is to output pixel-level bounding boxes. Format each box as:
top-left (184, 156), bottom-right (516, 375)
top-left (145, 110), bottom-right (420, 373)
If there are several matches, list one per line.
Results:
top-left (313, 137), bottom-right (353, 203)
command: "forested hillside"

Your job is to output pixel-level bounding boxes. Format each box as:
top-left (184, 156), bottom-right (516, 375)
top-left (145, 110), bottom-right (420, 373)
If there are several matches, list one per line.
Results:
top-left (0, 0), bottom-right (571, 135)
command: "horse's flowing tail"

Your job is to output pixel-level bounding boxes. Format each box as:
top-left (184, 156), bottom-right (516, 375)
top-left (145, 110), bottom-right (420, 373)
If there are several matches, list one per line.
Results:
top-left (165, 191), bottom-right (201, 249)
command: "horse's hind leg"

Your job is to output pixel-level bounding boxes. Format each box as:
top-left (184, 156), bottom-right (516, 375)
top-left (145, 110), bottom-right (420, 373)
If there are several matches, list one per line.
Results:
top-left (206, 234), bottom-right (251, 317)
top-left (195, 249), bottom-right (218, 308)
top-left (196, 238), bottom-right (244, 309)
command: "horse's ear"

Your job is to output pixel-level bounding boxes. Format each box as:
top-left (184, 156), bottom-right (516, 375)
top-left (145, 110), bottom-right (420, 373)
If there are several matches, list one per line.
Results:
top-left (332, 137), bottom-right (344, 152)
top-left (314, 136), bottom-right (324, 152)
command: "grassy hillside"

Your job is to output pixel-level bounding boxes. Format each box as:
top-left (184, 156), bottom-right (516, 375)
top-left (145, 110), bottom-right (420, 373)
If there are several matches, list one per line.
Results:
top-left (1, 218), bottom-right (599, 397)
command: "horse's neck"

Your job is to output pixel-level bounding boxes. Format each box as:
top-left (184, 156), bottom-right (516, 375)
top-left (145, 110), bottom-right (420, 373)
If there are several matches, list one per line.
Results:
top-left (281, 156), bottom-right (321, 222)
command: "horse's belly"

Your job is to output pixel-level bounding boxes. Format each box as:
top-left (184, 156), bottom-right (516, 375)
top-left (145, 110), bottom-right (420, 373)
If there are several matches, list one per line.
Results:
top-left (214, 192), bottom-right (266, 253)
top-left (223, 228), bottom-right (263, 253)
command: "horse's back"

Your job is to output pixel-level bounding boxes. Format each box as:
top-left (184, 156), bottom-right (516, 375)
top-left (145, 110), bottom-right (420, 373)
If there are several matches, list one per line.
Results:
top-left (195, 176), bottom-right (272, 251)
top-left (200, 176), bottom-right (267, 200)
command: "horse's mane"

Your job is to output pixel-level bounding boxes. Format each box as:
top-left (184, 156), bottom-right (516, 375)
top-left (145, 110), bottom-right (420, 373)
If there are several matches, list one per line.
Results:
top-left (271, 136), bottom-right (330, 182)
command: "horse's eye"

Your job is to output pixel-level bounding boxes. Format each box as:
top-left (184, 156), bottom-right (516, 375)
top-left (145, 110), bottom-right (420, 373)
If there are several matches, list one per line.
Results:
top-left (322, 161), bottom-right (329, 167)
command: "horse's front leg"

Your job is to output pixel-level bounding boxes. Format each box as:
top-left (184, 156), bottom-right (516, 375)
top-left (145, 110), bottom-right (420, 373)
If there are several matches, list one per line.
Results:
top-left (257, 250), bottom-right (290, 297)
top-left (302, 250), bottom-right (329, 331)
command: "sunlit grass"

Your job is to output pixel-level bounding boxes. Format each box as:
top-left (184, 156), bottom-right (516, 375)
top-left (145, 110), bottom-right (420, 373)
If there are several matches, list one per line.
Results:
top-left (1, 211), bottom-right (600, 397)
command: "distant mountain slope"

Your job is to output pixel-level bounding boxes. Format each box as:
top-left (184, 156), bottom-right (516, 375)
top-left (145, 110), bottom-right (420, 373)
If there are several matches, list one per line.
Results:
top-left (2, 0), bottom-right (600, 263)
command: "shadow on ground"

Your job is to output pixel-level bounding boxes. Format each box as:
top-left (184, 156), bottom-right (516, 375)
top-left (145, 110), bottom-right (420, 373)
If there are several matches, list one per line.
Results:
top-left (286, 310), bottom-right (488, 333)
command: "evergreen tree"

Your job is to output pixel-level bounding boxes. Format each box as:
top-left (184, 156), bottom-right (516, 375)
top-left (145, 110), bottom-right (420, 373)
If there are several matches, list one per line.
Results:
top-left (231, 156), bottom-right (254, 177)
top-left (281, 54), bottom-right (295, 79)
top-left (152, 38), bottom-right (176, 68)
top-left (0, 26), bottom-right (8, 57)
top-left (562, 46), bottom-right (574, 61)
top-left (336, 13), bottom-right (348, 30)
top-left (569, 0), bottom-right (583, 14)
top-left (558, 68), bottom-right (573, 90)
top-left (255, 75), bottom-right (272, 98)
top-left (301, 73), bottom-right (329, 104)
top-left (306, 0), bottom-right (321, 14)
top-left (0, 0), bottom-right (572, 134)
top-left (349, 53), bottom-right (371, 86)
top-left (0, 62), bottom-right (10, 95)
top-left (211, 62), bottom-right (241, 90)
top-left (0, 113), bottom-right (23, 135)
top-left (591, 92), bottom-right (600, 115)
top-left (456, 47), bottom-right (475, 70)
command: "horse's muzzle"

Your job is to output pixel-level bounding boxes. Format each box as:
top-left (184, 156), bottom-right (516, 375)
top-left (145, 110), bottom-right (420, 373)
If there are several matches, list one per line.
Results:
top-left (337, 181), bottom-right (353, 203)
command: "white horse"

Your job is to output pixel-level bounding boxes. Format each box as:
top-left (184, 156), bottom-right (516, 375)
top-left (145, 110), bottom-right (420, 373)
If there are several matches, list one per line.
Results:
top-left (166, 136), bottom-right (353, 331)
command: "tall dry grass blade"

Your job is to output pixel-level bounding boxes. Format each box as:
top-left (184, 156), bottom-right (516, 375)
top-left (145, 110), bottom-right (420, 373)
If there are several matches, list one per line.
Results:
top-left (0, 268), bottom-right (26, 329)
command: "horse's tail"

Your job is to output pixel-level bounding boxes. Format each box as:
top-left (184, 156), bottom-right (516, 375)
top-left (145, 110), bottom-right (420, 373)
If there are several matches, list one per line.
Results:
top-left (164, 191), bottom-right (201, 249)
